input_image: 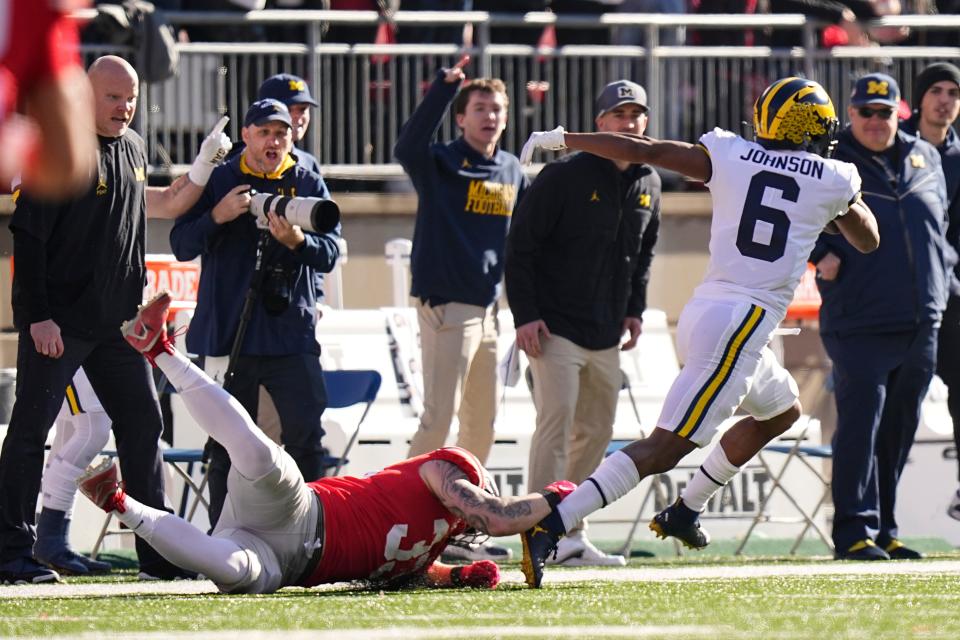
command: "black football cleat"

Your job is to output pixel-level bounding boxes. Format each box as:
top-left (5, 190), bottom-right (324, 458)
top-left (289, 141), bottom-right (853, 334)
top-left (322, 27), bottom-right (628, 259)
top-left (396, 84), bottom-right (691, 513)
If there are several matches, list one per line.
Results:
top-left (883, 539), bottom-right (924, 560)
top-left (521, 509), bottom-right (566, 588)
top-left (834, 539), bottom-right (890, 561)
top-left (649, 498), bottom-right (711, 550)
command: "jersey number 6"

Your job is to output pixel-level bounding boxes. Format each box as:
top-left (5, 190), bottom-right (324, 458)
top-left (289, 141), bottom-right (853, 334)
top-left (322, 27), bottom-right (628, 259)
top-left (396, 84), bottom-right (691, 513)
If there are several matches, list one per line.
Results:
top-left (736, 171), bottom-right (798, 262)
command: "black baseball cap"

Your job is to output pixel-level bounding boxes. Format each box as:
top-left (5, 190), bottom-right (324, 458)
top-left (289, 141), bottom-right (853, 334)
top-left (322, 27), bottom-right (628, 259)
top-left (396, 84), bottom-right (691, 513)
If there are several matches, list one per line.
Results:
top-left (258, 73), bottom-right (319, 108)
top-left (243, 99), bottom-right (293, 128)
top-left (595, 80), bottom-right (648, 117)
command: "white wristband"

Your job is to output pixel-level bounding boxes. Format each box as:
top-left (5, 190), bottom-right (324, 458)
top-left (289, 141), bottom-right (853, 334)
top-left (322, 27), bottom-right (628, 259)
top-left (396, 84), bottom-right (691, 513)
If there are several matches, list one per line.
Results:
top-left (188, 161), bottom-right (215, 187)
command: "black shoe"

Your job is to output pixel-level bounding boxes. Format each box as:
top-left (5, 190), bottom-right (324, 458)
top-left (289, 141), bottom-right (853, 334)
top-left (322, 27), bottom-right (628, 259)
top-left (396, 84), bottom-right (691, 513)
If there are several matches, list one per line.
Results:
top-left (834, 539), bottom-right (890, 561)
top-left (882, 539), bottom-right (924, 560)
top-left (521, 509), bottom-right (566, 589)
top-left (35, 509), bottom-right (103, 575)
top-left (649, 498), bottom-right (711, 550)
top-left (76, 554), bottom-right (112, 574)
top-left (61, 518), bottom-right (111, 572)
top-left (0, 557), bottom-right (61, 584)
top-left (34, 537), bottom-right (111, 575)
top-left (33, 545), bottom-right (89, 576)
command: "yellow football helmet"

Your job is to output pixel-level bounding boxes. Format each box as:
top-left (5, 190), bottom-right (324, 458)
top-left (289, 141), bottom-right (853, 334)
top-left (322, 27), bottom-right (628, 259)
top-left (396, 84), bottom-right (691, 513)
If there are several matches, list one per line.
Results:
top-left (752, 77), bottom-right (840, 157)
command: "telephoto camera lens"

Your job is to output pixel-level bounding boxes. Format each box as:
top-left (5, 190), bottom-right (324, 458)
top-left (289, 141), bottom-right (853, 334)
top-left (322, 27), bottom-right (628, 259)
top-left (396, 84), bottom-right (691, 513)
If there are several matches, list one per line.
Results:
top-left (249, 193), bottom-right (340, 233)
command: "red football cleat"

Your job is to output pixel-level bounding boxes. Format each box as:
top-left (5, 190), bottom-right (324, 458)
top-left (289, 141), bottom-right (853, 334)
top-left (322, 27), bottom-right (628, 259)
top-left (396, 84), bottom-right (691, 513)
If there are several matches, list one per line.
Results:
top-left (77, 458), bottom-right (127, 514)
top-left (458, 559), bottom-right (500, 589)
top-left (121, 290), bottom-right (174, 365)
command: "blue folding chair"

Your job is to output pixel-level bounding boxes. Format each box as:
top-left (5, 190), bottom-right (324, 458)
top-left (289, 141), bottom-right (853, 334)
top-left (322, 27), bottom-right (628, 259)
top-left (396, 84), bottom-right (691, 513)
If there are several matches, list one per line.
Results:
top-left (322, 369), bottom-right (382, 476)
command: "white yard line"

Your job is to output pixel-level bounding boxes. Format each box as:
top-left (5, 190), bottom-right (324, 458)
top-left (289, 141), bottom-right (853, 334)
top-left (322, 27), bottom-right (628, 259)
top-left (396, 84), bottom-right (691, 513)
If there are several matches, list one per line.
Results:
top-left (3, 560), bottom-right (960, 600)
top-left (13, 627), bottom-right (721, 640)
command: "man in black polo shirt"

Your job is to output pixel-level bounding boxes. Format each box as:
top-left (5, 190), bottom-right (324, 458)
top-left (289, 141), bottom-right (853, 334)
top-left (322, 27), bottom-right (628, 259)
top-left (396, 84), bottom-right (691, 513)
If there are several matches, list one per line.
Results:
top-left (0, 55), bottom-right (231, 584)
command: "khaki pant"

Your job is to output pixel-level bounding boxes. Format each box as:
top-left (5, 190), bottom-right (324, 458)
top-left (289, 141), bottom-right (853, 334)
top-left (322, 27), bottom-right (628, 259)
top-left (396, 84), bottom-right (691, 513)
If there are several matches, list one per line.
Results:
top-left (527, 335), bottom-right (621, 493)
top-left (407, 301), bottom-right (498, 463)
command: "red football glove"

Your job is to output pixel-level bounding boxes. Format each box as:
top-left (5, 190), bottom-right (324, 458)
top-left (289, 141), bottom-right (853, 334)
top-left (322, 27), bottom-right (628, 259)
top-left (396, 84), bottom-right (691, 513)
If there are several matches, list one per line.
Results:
top-left (456, 560), bottom-right (500, 589)
top-left (543, 480), bottom-right (577, 501)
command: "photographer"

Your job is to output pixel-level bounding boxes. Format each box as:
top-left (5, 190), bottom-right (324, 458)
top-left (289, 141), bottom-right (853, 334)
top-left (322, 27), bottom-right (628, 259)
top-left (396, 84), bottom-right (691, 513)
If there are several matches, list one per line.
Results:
top-left (170, 98), bottom-right (341, 527)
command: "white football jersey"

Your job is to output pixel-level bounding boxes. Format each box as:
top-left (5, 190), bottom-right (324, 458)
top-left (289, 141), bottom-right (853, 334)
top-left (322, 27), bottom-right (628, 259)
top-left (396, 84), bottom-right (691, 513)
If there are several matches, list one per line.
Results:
top-left (693, 128), bottom-right (861, 320)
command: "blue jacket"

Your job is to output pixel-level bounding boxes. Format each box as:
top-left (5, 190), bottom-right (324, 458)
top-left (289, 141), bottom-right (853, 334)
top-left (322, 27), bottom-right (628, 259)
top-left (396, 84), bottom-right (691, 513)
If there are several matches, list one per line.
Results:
top-left (170, 153), bottom-right (340, 356)
top-left (901, 116), bottom-right (960, 297)
top-left (394, 71), bottom-right (529, 307)
top-left (812, 127), bottom-right (949, 334)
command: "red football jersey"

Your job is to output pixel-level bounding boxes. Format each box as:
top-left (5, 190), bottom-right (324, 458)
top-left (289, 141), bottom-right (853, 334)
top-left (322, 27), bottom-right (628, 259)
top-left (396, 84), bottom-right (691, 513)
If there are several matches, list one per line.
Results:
top-left (301, 447), bottom-right (485, 586)
top-left (0, 0), bottom-right (84, 116)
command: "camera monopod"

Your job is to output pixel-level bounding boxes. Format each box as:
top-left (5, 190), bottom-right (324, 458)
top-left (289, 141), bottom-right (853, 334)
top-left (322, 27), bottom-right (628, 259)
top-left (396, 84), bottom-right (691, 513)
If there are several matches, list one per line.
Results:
top-left (222, 230), bottom-right (272, 392)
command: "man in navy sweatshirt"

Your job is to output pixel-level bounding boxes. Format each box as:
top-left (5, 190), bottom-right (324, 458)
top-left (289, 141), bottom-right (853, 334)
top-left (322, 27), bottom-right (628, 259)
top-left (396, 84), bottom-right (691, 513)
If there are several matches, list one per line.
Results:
top-left (395, 56), bottom-right (528, 561)
top-left (900, 63), bottom-right (960, 519)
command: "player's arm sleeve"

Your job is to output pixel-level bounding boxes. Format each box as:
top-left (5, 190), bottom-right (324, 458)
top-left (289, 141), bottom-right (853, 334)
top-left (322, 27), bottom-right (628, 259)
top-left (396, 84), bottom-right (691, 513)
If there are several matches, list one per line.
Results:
top-left (288, 174), bottom-right (341, 272)
top-left (504, 164), bottom-right (565, 326)
top-left (696, 128), bottom-right (730, 185)
top-left (393, 71), bottom-right (459, 176)
top-left (169, 182), bottom-right (225, 261)
top-left (626, 176), bottom-right (661, 318)
top-left (834, 164), bottom-right (863, 218)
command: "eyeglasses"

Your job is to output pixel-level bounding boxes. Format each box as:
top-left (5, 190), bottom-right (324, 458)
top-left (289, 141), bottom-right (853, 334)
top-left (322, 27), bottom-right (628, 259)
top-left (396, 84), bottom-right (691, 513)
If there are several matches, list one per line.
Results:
top-left (857, 106), bottom-right (895, 120)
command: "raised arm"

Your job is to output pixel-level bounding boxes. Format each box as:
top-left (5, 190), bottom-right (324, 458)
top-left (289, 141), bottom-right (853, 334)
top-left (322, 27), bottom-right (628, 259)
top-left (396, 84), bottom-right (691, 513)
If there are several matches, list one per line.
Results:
top-left (419, 459), bottom-right (574, 536)
top-left (147, 117), bottom-right (232, 220)
top-left (394, 56), bottom-right (469, 169)
top-left (567, 133), bottom-right (712, 181)
top-left (520, 127), bottom-right (712, 182)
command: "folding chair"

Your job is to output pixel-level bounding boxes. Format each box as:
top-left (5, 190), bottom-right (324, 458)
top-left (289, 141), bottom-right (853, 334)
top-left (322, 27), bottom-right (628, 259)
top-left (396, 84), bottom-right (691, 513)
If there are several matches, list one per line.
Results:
top-left (733, 277), bottom-right (834, 555)
top-left (734, 419), bottom-right (834, 555)
top-left (90, 447), bottom-right (210, 559)
top-left (321, 369), bottom-right (382, 476)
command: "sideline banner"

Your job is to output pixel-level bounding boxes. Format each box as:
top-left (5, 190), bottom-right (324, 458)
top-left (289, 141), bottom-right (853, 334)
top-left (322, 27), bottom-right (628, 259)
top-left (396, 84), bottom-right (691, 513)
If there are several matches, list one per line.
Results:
top-left (786, 263), bottom-right (821, 322)
top-left (145, 254), bottom-right (199, 312)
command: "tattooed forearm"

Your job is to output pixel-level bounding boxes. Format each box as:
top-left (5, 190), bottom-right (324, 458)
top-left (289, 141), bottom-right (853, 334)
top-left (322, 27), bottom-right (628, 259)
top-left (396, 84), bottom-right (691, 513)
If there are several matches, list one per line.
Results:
top-left (146, 174), bottom-right (201, 219)
top-left (430, 461), bottom-right (543, 535)
top-left (449, 508), bottom-right (490, 533)
top-left (167, 174), bottom-right (188, 197)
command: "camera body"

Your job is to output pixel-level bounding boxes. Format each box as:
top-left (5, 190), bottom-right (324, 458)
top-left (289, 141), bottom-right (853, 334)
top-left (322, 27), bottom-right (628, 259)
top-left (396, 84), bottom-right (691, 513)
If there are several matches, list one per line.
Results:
top-left (249, 192), bottom-right (341, 234)
top-left (247, 192), bottom-right (341, 315)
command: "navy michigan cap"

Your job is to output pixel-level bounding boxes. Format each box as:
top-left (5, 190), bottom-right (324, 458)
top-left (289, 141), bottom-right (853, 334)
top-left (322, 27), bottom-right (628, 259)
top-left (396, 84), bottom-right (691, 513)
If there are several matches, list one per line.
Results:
top-left (243, 98), bottom-right (293, 128)
top-left (850, 73), bottom-right (901, 108)
top-left (258, 74), bottom-right (319, 108)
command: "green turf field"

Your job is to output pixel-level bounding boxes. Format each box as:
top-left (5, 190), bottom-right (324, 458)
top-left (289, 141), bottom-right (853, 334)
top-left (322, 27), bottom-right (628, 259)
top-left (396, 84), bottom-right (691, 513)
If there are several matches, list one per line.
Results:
top-left (3, 542), bottom-right (960, 639)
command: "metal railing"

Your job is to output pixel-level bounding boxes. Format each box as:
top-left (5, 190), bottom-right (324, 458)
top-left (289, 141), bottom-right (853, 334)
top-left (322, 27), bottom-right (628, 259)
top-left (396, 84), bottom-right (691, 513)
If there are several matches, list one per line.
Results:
top-left (77, 11), bottom-right (960, 177)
